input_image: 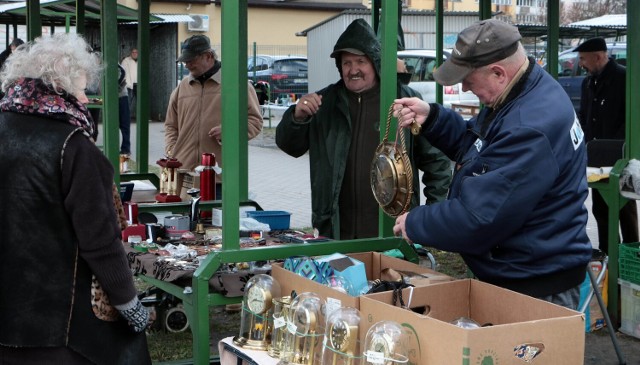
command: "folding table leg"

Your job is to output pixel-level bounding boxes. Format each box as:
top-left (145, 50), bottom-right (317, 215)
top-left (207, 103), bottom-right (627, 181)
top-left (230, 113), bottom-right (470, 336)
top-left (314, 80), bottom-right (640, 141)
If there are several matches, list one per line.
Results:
top-left (585, 258), bottom-right (627, 365)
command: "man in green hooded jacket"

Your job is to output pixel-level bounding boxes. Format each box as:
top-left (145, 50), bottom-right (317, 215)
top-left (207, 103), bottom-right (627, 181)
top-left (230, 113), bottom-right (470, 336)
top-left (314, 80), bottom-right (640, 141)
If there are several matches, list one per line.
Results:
top-left (276, 19), bottom-right (451, 240)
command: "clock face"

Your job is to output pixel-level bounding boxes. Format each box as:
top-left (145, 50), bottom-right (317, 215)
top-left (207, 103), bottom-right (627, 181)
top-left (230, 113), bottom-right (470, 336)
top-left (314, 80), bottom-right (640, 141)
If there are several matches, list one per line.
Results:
top-left (246, 285), bottom-right (270, 314)
top-left (329, 320), bottom-right (351, 351)
top-left (371, 154), bottom-right (397, 207)
top-left (293, 306), bottom-right (316, 335)
top-left (370, 141), bottom-right (413, 217)
top-left (369, 332), bottom-right (391, 358)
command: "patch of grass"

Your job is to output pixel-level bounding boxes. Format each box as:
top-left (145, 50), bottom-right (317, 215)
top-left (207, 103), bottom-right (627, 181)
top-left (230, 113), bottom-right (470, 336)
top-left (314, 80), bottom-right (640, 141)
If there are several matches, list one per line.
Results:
top-left (429, 248), bottom-right (469, 279)
top-left (147, 330), bottom-right (193, 361)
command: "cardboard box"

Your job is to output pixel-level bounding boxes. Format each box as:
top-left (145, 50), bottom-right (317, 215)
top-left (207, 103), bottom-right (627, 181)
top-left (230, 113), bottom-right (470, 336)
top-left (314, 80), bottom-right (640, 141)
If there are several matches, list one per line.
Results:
top-left (271, 251), bottom-right (452, 311)
top-left (360, 279), bottom-right (585, 365)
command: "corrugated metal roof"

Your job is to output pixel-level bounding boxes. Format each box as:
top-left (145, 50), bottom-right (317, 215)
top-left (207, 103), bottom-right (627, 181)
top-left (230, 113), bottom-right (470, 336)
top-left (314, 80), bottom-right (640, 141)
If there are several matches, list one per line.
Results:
top-left (152, 14), bottom-right (193, 24)
top-left (0, 0), bottom-right (57, 12)
top-left (0, 0), bottom-right (162, 25)
top-left (570, 14), bottom-right (626, 28)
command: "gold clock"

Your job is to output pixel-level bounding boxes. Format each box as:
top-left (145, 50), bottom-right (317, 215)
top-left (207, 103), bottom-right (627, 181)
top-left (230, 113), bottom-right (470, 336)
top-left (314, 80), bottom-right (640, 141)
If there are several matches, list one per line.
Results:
top-left (329, 320), bottom-right (351, 352)
top-left (366, 332), bottom-right (393, 364)
top-left (246, 285), bottom-right (272, 315)
top-left (293, 306), bottom-right (317, 335)
top-left (370, 104), bottom-right (414, 217)
top-left (233, 274), bottom-right (281, 351)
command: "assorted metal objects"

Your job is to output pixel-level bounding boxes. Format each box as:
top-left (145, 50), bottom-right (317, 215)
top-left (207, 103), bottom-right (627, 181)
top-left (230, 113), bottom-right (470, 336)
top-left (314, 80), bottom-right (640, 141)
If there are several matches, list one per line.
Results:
top-left (370, 104), bottom-right (414, 217)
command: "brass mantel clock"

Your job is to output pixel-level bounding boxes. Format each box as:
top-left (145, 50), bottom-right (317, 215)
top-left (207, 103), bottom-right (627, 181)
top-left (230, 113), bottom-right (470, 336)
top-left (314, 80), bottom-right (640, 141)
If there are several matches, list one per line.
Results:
top-left (234, 274), bottom-right (281, 350)
top-left (323, 307), bottom-right (360, 365)
top-left (370, 105), bottom-right (414, 217)
top-left (363, 320), bottom-right (409, 365)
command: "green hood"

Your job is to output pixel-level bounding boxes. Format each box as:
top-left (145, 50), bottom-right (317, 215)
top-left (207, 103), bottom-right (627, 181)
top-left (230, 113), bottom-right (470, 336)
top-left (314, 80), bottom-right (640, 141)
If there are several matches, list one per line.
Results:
top-left (330, 18), bottom-right (381, 78)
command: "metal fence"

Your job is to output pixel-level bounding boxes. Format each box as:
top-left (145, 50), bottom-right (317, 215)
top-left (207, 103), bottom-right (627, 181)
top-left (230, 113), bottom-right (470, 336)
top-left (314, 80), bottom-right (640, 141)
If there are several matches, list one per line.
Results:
top-left (211, 44), bottom-right (307, 58)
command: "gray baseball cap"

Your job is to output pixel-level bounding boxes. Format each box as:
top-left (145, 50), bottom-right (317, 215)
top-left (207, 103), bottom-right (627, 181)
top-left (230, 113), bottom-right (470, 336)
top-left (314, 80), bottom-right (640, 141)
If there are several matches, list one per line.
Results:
top-left (176, 35), bottom-right (212, 63)
top-left (434, 19), bottom-right (522, 86)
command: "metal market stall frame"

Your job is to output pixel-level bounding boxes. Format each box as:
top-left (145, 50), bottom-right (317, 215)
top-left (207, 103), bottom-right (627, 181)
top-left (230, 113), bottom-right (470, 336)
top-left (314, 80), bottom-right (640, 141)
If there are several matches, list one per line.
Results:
top-left (12, 1), bottom-right (640, 364)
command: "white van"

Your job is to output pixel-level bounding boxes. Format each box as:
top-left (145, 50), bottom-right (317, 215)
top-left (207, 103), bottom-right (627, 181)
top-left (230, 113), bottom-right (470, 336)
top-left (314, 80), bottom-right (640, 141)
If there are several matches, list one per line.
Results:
top-left (398, 49), bottom-right (480, 110)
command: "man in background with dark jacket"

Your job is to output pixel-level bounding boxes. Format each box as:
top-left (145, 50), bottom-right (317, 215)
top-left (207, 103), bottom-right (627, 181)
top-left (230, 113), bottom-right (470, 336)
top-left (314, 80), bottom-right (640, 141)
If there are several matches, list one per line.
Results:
top-left (276, 19), bottom-right (451, 240)
top-left (576, 37), bottom-right (638, 254)
top-left (0, 38), bottom-right (23, 70)
top-left (0, 38), bottom-right (24, 99)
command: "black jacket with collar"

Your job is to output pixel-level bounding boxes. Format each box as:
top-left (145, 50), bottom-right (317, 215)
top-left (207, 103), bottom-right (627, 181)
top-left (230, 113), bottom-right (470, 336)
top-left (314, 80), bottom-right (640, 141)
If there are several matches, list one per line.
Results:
top-left (578, 57), bottom-right (626, 142)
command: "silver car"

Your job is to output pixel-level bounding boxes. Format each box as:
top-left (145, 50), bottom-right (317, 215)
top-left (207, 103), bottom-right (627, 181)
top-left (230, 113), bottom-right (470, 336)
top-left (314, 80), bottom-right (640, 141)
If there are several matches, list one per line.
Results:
top-left (398, 49), bottom-right (480, 112)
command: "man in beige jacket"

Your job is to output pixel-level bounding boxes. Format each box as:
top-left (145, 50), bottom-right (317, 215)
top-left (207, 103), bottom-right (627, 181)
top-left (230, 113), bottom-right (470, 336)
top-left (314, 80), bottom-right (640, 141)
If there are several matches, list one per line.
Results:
top-left (164, 35), bottom-right (262, 173)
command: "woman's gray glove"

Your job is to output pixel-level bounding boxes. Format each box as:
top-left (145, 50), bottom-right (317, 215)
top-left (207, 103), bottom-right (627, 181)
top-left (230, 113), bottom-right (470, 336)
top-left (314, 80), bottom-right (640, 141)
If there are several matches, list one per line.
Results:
top-left (115, 298), bottom-right (151, 333)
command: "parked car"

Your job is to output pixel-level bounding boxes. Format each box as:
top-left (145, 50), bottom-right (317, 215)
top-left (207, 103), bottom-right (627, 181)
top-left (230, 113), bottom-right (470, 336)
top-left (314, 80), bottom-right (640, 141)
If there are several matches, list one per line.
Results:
top-left (247, 55), bottom-right (308, 103)
top-left (397, 49), bottom-right (480, 110)
top-left (550, 43), bottom-right (626, 113)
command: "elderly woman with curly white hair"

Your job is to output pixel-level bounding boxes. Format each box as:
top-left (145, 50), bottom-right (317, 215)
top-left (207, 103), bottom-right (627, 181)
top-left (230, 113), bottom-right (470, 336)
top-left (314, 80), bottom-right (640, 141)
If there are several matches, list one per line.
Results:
top-left (0, 33), bottom-right (152, 364)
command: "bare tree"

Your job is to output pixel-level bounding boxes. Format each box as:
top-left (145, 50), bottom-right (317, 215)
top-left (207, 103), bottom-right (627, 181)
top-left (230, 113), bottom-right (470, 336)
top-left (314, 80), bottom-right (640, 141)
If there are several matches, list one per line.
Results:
top-left (561, 0), bottom-right (626, 25)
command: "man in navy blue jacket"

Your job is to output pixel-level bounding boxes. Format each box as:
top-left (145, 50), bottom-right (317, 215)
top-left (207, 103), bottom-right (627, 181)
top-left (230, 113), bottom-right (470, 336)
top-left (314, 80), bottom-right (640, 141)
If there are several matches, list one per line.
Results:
top-left (392, 19), bottom-right (592, 309)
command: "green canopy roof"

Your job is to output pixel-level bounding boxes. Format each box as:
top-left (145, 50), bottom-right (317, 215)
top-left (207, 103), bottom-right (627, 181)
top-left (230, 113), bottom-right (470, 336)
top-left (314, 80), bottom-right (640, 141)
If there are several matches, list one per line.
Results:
top-left (0, 0), bottom-right (162, 26)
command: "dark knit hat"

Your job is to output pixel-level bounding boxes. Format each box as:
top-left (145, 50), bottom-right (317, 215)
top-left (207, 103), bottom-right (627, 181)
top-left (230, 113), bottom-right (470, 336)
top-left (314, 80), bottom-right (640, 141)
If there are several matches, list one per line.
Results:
top-left (573, 38), bottom-right (607, 53)
top-left (10, 38), bottom-right (24, 47)
top-left (176, 35), bottom-right (211, 62)
top-left (433, 19), bottom-right (521, 86)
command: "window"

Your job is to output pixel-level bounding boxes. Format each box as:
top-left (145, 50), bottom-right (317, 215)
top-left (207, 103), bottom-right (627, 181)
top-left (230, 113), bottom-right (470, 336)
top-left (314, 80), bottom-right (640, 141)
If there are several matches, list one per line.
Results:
top-left (611, 48), bottom-right (627, 66)
top-left (558, 52), bottom-right (577, 77)
top-left (248, 57), bottom-right (268, 72)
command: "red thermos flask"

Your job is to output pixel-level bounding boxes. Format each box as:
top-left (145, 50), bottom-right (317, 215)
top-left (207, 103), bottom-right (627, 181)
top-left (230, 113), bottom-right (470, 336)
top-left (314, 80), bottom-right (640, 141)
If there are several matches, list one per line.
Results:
top-left (200, 153), bottom-right (216, 217)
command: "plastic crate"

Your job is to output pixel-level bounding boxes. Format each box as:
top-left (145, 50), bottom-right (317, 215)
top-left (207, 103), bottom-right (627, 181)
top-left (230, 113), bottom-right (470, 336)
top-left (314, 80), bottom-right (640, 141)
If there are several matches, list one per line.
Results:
top-left (618, 279), bottom-right (640, 339)
top-left (246, 210), bottom-right (291, 230)
top-left (620, 242), bottom-right (640, 285)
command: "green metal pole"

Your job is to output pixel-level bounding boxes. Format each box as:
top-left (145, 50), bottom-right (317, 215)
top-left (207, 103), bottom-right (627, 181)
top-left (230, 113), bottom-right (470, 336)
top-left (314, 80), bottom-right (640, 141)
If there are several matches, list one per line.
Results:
top-left (76, 0), bottom-right (85, 35)
top-left (479, 0), bottom-right (491, 20)
top-left (136, 0), bottom-right (150, 174)
top-left (101, 0), bottom-right (119, 183)
top-left (607, 0), bottom-right (640, 327)
top-left (435, 0), bottom-right (443, 105)
top-left (372, 0), bottom-right (381, 34)
top-left (377, 0), bottom-right (399, 238)
top-left (546, 0), bottom-right (560, 80)
top-left (220, 0), bottom-right (245, 250)
top-left (627, 1), bottom-right (640, 160)
top-left (25, 0), bottom-right (41, 41)
top-left (190, 1), bottom-right (248, 364)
